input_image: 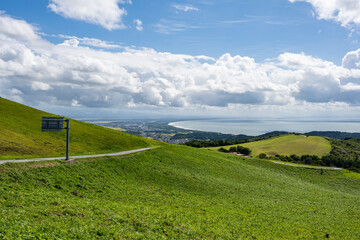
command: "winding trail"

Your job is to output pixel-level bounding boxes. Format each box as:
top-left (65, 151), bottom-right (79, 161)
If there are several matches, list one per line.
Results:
top-left (0, 147), bottom-right (155, 165)
top-left (270, 160), bottom-right (343, 170)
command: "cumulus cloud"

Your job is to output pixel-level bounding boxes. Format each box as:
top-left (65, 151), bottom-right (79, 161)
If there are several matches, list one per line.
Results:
top-left (2, 14), bottom-right (360, 111)
top-left (289, 0), bottom-right (360, 28)
top-left (0, 12), bottom-right (40, 42)
top-left (342, 49), bottom-right (360, 69)
top-left (48, 0), bottom-right (129, 30)
top-left (59, 38), bottom-right (80, 47)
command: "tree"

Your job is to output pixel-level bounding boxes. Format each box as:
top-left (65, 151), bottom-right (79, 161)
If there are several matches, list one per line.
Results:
top-left (236, 146), bottom-right (251, 155)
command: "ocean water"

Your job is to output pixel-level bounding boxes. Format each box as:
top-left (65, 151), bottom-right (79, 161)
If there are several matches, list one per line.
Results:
top-left (169, 119), bottom-right (360, 136)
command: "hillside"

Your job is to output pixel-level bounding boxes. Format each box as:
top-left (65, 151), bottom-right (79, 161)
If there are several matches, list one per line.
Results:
top-left (0, 98), bottom-right (161, 160)
top-left (308, 131), bottom-right (360, 139)
top-left (210, 134), bottom-right (331, 157)
top-left (0, 145), bottom-right (359, 239)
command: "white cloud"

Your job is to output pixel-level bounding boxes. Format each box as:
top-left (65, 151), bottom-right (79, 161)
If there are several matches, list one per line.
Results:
top-left (80, 38), bottom-right (122, 49)
top-left (289, 0), bottom-right (360, 28)
top-left (0, 12), bottom-right (40, 42)
top-left (342, 48), bottom-right (360, 69)
top-left (59, 38), bottom-right (80, 47)
top-left (2, 14), bottom-right (360, 111)
top-left (31, 82), bottom-right (52, 91)
top-left (58, 35), bottom-right (123, 49)
top-left (134, 19), bottom-right (143, 31)
top-left (48, 0), bottom-right (129, 30)
top-left (173, 4), bottom-right (199, 12)
top-left (341, 83), bottom-right (360, 91)
top-left (155, 19), bottom-right (201, 34)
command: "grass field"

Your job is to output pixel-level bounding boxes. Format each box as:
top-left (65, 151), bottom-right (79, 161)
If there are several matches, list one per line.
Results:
top-left (0, 98), bottom-right (162, 160)
top-left (0, 145), bottom-right (359, 239)
top-left (210, 134), bottom-right (331, 157)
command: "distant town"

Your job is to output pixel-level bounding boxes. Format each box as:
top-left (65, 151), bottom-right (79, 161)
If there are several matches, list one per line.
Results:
top-left (87, 119), bottom-right (191, 144)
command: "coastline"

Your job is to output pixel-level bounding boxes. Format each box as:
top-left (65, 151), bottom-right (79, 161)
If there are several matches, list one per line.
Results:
top-left (168, 119), bottom-right (360, 136)
top-left (168, 121), bottom-right (193, 131)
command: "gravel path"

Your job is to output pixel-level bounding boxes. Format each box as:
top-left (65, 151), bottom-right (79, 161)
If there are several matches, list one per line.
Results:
top-left (0, 147), bottom-right (155, 165)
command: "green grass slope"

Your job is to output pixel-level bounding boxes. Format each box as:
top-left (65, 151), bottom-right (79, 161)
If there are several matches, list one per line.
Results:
top-left (0, 145), bottom-right (359, 239)
top-left (211, 134), bottom-right (331, 157)
top-left (0, 98), bottom-right (161, 159)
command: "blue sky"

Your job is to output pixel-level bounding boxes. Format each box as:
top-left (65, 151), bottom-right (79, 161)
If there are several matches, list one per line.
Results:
top-left (2, 0), bottom-right (358, 63)
top-left (1, 0), bottom-right (360, 119)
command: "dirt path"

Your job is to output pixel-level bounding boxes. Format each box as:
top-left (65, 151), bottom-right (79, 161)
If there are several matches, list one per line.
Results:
top-left (0, 147), bottom-right (155, 165)
top-left (270, 160), bottom-right (342, 170)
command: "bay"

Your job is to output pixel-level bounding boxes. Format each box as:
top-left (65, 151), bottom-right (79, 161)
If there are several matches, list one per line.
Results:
top-left (169, 119), bottom-right (360, 136)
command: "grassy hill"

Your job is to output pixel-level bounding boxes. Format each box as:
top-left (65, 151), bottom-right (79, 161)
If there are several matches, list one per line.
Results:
top-left (1, 97), bottom-right (359, 238)
top-left (0, 98), bottom-right (162, 160)
top-left (210, 134), bottom-right (331, 157)
top-left (0, 145), bottom-right (359, 239)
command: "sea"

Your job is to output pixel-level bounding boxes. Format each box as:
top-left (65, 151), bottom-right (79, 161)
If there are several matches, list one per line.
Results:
top-left (168, 119), bottom-right (360, 136)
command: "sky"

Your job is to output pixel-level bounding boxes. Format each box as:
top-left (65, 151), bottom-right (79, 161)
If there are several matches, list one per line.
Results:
top-left (1, 0), bottom-right (360, 120)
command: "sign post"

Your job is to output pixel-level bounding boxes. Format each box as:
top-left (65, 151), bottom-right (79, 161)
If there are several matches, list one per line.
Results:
top-left (65, 119), bottom-right (70, 160)
top-left (41, 117), bottom-right (70, 160)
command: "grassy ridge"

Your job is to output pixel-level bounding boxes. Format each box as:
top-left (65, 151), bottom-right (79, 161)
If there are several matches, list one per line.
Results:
top-left (0, 98), bottom-right (161, 159)
top-left (0, 145), bottom-right (359, 239)
top-left (210, 134), bottom-right (331, 157)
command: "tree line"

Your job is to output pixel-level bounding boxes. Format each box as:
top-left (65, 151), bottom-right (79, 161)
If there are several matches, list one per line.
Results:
top-left (257, 153), bottom-right (360, 171)
top-left (185, 133), bottom-right (284, 148)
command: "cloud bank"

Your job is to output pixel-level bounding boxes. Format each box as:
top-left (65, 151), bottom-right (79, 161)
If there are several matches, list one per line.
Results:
top-left (289, 0), bottom-right (360, 28)
top-left (48, 0), bottom-right (129, 30)
top-left (1, 14), bottom-right (360, 112)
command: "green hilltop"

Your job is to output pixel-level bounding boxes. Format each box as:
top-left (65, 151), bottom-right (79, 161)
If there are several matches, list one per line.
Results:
top-left (210, 134), bottom-right (332, 157)
top-left (0, 98), bottom-right (162, 160)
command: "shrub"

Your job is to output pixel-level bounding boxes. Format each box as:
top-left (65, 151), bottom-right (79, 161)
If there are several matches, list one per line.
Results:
top-left (229, 147), bottom-right (237, 152)
top-left (236, 146), bottom-right (251, 155)
top-left (258, 153), bottom-right (267, 159)
top-left (218, 148), bottom-right (228, 153)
